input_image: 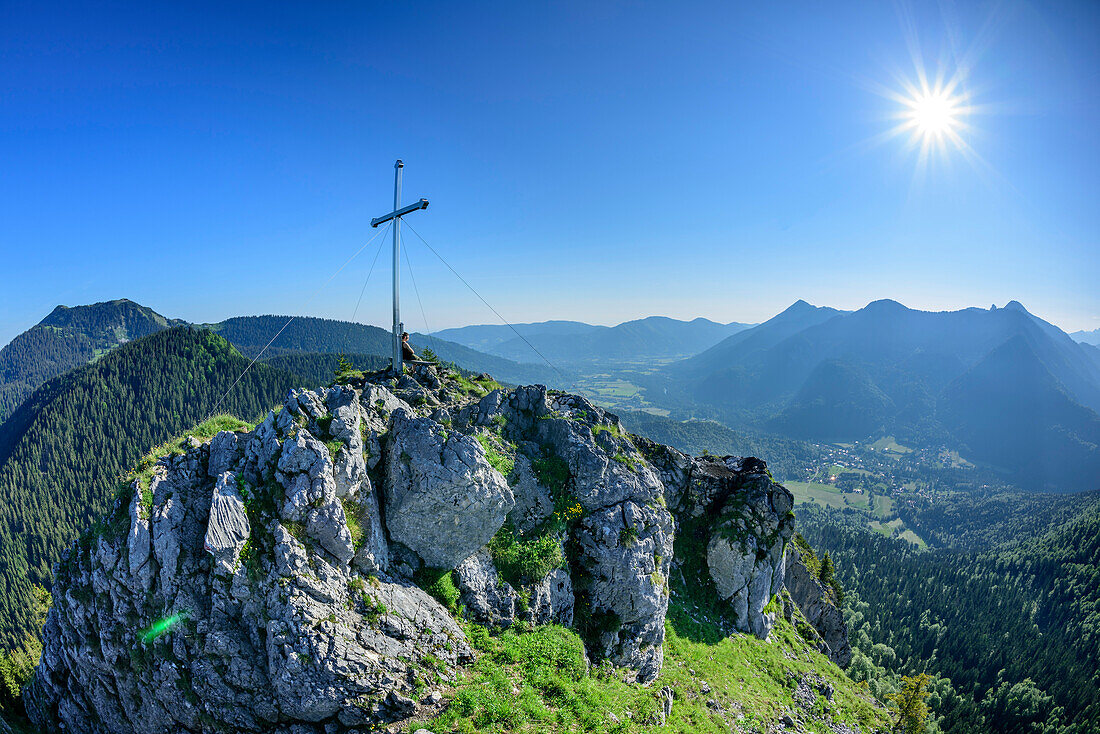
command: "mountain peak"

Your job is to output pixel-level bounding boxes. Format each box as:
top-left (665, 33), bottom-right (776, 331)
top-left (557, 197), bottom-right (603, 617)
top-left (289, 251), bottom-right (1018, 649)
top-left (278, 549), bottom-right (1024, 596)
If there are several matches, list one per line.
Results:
top-left (863, 298), bottom-right (908, 312)
top-left (1003, 300), bottom-right (1030, 314)
top-left (780, 299), bottom-right (816, 316)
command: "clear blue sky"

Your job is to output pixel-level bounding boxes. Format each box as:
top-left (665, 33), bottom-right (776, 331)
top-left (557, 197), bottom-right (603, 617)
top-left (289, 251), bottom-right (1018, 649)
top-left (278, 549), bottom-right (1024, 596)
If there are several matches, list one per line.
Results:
top-left (2, 0), bottom-right (1098, 347)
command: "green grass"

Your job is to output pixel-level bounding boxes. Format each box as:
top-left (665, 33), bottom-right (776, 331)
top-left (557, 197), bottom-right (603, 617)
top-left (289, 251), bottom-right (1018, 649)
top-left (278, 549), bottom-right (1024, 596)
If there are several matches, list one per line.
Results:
top-left (785, 482), bottom-right (871, 512)
top-left (866, 517), bottom-right (927, 549)
top-left (455, 374), bottom-right (503, 398)
top-left (123, 414), bottom-right (254, 514)
top-left (898, 529), bottom-right (927, 548)
top-left (872, 494), bottom-right (895, 519)
top-left (412, 598), bottom-right (892, 734)
top-left (489, 523), bottom-right (565, 587)
top-left (416, 567), bottom-right (461, 615)
top-left (868, 436), bottom-right (912, 455)
top-left (476, 433), bottom-right (516, 479)
top-left (533, 455), bottom-right (571, 496)
top-left (341, 497), bottom-right (364, 550)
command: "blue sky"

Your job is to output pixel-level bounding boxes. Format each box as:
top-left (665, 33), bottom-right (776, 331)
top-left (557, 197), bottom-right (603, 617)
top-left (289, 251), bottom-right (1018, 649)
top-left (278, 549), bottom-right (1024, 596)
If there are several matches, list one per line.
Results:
top-left (2, 0), bottom-right (1098, 347)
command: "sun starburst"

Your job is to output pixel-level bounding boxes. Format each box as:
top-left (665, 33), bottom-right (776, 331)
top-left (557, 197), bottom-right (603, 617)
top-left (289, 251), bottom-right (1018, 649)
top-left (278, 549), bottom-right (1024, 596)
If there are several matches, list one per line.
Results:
top-left (893, 77), bottom-right (970, 155)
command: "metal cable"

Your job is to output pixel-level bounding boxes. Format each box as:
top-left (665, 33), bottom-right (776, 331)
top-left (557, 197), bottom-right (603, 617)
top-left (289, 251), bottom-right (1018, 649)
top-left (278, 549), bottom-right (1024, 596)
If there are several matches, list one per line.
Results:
top-left (401, 242), bottom-right (439, 358)
top-left (401, 219), bottom-right (568, 381)
top-left (205, 222), bottom-right (392, 420)
top-left (346, 229), bottom-right (389, 354)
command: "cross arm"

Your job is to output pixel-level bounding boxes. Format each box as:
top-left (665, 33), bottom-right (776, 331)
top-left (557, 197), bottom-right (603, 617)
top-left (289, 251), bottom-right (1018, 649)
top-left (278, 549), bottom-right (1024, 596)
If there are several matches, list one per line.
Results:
top-left (371, 198), bottom-right (429, 228)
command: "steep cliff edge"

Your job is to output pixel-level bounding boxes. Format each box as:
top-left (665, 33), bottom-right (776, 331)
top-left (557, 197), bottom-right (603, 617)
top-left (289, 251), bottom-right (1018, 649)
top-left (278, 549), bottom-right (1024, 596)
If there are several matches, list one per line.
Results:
top-left (27, 365), bottom-right (872, 733)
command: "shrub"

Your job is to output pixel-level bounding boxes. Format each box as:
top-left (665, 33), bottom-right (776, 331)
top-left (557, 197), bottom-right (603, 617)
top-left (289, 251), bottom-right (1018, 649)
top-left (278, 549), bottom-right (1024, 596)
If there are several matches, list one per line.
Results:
top-left (489, 522), bottom-right (564, 586)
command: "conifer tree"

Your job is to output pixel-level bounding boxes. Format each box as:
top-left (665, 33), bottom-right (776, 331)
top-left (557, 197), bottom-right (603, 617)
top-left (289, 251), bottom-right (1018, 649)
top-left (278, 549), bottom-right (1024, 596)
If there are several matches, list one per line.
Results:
top-left (890, 672), bottom-right (932, 734)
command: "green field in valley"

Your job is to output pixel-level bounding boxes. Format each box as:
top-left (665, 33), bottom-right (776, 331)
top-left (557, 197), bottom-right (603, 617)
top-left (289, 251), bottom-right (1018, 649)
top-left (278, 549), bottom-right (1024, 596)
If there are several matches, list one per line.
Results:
top-left (784, 481), bottom-right (872, 512)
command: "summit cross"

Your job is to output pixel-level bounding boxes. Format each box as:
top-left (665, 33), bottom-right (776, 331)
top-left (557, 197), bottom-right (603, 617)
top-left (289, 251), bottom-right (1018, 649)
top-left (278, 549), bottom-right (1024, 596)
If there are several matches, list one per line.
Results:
top-left (370, 159), bottom-right (429, 373)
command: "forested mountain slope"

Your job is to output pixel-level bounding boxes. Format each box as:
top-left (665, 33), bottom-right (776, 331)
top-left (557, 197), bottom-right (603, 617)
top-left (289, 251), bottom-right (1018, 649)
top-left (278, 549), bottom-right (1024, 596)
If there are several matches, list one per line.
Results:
top-left (0, 304), bottom-right (563, 430)
top-left (207, 315), bottom-right (562, 386)
top-left (618, 409), bottom-right (824, 482)
top-left (0, 328), bottom-right (302, 648)
top-left (0, 299), bottom-right (182, 424)
top-left (798, 501), bottom-right (1100, 733)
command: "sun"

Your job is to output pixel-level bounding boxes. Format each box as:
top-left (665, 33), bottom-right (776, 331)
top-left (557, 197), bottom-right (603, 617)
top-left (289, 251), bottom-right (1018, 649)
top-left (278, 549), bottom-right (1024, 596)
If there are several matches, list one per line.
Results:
top-left (908, 90), bottom-right (960, 137)
top-left (878, 73), bottom-right (975, 165)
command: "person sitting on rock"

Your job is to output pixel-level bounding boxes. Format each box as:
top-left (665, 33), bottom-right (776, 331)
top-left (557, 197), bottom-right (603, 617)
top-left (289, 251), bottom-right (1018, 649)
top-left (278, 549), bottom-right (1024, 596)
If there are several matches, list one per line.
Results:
top-left (401, 332), bottom-right (420, 362)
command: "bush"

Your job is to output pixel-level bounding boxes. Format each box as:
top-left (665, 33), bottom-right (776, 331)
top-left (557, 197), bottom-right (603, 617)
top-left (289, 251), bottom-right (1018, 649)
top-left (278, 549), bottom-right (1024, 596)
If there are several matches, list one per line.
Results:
top-left (488, 522), bottom-right (564, 586)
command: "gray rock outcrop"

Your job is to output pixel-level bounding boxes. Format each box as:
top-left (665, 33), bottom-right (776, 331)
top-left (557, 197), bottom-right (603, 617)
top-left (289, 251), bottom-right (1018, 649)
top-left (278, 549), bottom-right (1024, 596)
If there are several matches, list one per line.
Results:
top-left (642, 442), bottom-right (795, 640)
top-left (784, 544), bottom-right (852, 667)
top-left (29, 366), bottom-right (803, 733)
top-left (383, 409), bottom-right (514, 569)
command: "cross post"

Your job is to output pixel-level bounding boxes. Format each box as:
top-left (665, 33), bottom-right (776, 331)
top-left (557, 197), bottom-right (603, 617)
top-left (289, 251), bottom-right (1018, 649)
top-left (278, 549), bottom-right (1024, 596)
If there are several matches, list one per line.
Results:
top-left (371, 160), bottom-right (429, 373)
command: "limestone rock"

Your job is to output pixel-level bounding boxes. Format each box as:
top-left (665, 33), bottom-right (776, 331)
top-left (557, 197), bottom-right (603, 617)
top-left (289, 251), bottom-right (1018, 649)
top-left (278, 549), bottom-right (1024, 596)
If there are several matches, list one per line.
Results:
top-left (574, 499), bottom-right (672, 683)
top-left (28, 388), bottom-right (468, 734)
top-left (383, 409), bottom-right (514, 569)
top-left (528, 567), bottom-right (574, 626)
top-left (125, 481), bottom-right (153, 592)
top-left (785, 544), bottom-right (852, 667)
top-left (204, 472), bottom-right (251, 576)
top-left (30, 368), bottom-right (804, 733)
top-left (454, 549), bottom-right (517, 627)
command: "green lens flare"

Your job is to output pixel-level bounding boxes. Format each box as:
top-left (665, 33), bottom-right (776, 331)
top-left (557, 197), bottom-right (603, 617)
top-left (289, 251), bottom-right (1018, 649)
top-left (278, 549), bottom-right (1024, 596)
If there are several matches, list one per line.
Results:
top-left (139, 611), bottom-right (187, 643)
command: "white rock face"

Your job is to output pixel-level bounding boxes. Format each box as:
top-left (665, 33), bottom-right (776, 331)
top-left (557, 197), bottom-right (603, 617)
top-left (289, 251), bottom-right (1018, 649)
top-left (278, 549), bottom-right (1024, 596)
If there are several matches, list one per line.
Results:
top-left (203, 472), bottom-right (251, 576)
top-left (383, 409), bottom-right (514, 569)
top-left (27, 385), bottom-right (471, 734)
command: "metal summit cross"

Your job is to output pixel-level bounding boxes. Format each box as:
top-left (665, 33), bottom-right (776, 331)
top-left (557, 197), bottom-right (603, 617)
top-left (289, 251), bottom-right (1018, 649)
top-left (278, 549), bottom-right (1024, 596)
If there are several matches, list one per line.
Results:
top-left (370, 159), bottom-right (429, 373)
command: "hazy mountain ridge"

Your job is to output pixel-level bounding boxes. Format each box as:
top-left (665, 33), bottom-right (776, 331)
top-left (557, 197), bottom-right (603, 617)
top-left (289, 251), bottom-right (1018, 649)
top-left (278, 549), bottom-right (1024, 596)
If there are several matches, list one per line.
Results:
top-left (656, 299), bottom-right (1100, 491)
top-left (1071, 326), bottom-right (1100, 346)
top-left (438, 315), bottom-right (754, 367)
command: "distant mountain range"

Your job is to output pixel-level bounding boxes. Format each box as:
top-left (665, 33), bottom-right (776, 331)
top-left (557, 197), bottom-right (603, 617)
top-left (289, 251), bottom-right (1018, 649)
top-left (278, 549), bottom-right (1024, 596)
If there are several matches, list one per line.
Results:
top-left (1072, 327), bottom-right (1100, 346)
top-left (4, 297), bottom-right (1098, 492)
top-left (436, 316), bottom-right (754, 368)
top-left (655, 299), bottom-right (1100, 491)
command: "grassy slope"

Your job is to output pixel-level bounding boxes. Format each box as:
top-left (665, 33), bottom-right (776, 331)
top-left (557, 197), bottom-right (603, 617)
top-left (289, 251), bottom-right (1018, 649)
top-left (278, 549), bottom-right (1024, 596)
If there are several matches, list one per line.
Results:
top-left (412, 596), bottom-right (891, 734)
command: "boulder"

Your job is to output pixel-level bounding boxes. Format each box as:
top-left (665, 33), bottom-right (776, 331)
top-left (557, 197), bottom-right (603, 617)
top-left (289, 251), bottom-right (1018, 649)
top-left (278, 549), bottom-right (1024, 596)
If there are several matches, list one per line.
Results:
top-left (454, 549), bottom-right (517, 627)
top-left (383, 409), bottom-right (514, 569)
top-left (573, 499), bottom-right (672, 683)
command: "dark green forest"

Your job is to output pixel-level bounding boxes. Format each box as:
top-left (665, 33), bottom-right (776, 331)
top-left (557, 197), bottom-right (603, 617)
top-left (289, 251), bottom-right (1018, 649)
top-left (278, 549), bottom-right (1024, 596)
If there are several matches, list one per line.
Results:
top-left (898, 487), bottom-right (1100, 551)
top-left (0, 300), bottom-right (178, 424)
top-left (797, 502), bottom-right (1100, 733)
top-left (209, 314), bottom-right (561, 386)
top-left (0, 328), bottom-right (303, 648)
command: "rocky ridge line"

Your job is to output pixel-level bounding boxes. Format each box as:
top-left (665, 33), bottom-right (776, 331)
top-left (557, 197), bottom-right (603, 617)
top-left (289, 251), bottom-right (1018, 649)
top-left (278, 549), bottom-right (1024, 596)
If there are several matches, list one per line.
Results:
top-left (28, 365), bottom-right (824, 733)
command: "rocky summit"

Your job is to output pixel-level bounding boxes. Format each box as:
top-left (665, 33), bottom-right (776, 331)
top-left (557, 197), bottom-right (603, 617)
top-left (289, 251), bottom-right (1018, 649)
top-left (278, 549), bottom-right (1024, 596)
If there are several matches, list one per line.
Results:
top-left (26, 364), bottom-right (843, 733)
